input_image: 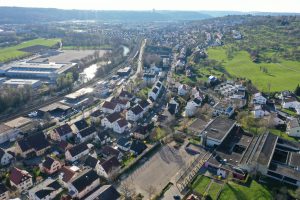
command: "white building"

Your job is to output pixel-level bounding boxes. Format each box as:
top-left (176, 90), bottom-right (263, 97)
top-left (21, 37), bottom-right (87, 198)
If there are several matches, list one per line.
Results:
top-left (3, 79), bottom-right (42, 89)
top-left (253, 93), bottom-right (267, 105)
top-left (178, 84), bottom-right (189, 96)
top-left (65, 143), bottom-right (90, 162)
top-left (28, 179), bottom-right (62, 200)
top-left (126, 105), bottom-right (144, 122)
top-left (286, 118), bottom-right (300, 137)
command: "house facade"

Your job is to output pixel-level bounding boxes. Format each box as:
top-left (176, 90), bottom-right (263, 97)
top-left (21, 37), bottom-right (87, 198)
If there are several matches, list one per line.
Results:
top-left (9, 167), bottom-right (33, 191)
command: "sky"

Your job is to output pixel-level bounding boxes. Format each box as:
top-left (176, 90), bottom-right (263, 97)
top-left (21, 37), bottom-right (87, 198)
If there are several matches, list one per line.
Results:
top-left (0, 0), bottom-right (300, 13)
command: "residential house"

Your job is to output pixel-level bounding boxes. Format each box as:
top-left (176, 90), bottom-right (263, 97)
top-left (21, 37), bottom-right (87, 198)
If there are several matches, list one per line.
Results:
top-left (126, 105), bottom-right (144, 122)
top-left (99, 156), bottom-right (121, 179)
top-left (0, 148), bottom-right (13, 166)
top-left (143, 72), bottom-right (157, 85)
top-left (58, 166), bottom-right (78, 188)
top-left (65, 143), bottom-right (90, 162)
top-left (111, 98), bottom-right (130, 110)
top-left (9, 167), bottom-right (33, 191)
top-left (252, 105), bottom-right (270, 118)
top-left (101, 112), bottom-right (122, 129)
top-left (138, 99), bottom-right (151, 113)
top-left (0, 183), bottom-right (9, 200)
top-left (68, 169), bottom-right (100, 199)
top-left (117, 137), bottom-right (131, 152)
top-left (57, 140), bottom-right (73, 153)
top-left (84, 155), bottom-right (102, 176)
top-left (0, 124), bottom-right (19, 144)
top-left (113, 119), bottom-right (129, 134)
top-left (148, 87), bottom-right (160, 101)
top-left (83, 185), bottom-right (120, 200)
top-left (213, 101), bottom-right (234, 117)
top-left (90, 110), bottom-right (103, 124)
top-left (51, 124), bottom-right (73, 141)
top-left (40, 156), bottom-right (62, 175)
top-left (178, 84), bottom-right (189, 96)
top-left (133, 123), bottom-right (154, 140)
top-left (286, 118), bottom-right (300, 137)
top-left (71, 119), bottom-right (89, 134)
top-left (16, 132), bottom-right (50, 158)
top-left (96, 131), bottom-right (110, 145)
top-left (101, 146), bottom-right (123, 161)
top-left (253, 93), bottom-right (267, 105)
top-left (101, 101), bottom-right (121, 114)
top-left (185, 97), bottom-right (202, 117)
top-left (281, 95), bottom-right (300, 115)
top-left (130, 140), bottom-right (147, 156)
top-left (119, 90), bottom-right (133, 101)
top-left (28, 179), bottom-right (62, 200)
top-left (77, 126), bottom-right (97, 143)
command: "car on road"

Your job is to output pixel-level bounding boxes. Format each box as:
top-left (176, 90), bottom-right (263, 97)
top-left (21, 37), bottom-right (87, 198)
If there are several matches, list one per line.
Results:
top-left (173, 195), bottom-right (181, 200)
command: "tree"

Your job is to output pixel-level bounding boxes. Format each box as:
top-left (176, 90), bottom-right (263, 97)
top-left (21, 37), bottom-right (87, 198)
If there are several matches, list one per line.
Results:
top-left (294, 84), bottom-right (300, 96)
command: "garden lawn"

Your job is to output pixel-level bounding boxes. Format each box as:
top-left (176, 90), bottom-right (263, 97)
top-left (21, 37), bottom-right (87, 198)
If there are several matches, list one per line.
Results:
top-left (218, 180), bottom-right (272, 200)
top-left (207, 47), bottom-right (300, 92)
top-left (0, 38), bottom-right (61, 62)
top-left (207, 181), bottom-right (223, 200)
top-left (191, 175), bottom-right (211, 194)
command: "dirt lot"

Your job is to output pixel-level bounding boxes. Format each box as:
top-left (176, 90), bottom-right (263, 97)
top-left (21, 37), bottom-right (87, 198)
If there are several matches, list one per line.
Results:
top-left (32, 50), bottom-right (108, 63)
top-left (120, 141), bottom-right (198, 197)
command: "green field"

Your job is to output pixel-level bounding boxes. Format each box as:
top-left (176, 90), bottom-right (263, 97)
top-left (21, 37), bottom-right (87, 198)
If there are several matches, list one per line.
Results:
top-left (207, 47), bottom-right (300, 92)
top-left (218, 180), bottom-right (272, 200)
top-left (191, 175), bottom-right (211, 194)
top-left (207, 181), bottom-right (223, 200)
top-left (0, 38), bottom-right (61, 62)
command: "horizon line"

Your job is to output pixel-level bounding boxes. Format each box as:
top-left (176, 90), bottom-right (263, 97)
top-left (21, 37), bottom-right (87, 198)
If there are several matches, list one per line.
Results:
top-left (0, 6), bottom-right (300, 14)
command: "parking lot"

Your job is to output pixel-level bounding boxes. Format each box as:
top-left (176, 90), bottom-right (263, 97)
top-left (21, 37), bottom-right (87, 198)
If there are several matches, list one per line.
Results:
top-left (120, 141), bottom-right (198, 197)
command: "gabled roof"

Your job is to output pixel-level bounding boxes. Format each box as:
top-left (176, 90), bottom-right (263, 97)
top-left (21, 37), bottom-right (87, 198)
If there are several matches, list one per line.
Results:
top-left (10, 167), bottom-right (32, 185)
top-left (117, 119), bottom-right (128, 128)
top-left (90, 185), bottom-right (120, 200)
top-left (78, 126), bottom-right (96, 138)
top-left (60, 166), bottom-right (76, 182)
top-left (90, 110), bottom-right (102, 118)
top-left (102, 101), bottom-right (118, 110)
top-left (138, 100), bottom-right (150, 109)
top-left (117, 137), bottom-right (131, 148)
top-left (54, 124), bottom-right (73, 136)
top-left (152, 87), bottom-right (159, 94)
top-left (68, 142), bottom-right (88, 157)
top-left (119, 90), bottom-right (133, 99)
top-left (74, 119), bottom-right (89, 131)
top-left (17, 132), bottom-right (50, 152)
top-left (85, 155), bottom-right (99, 168)
top-left (42, 156), bottom-right (57, 170)
top-left (100, 156), bottom-right (120, 173)
top-left (130, 105), bottom-right (144, 115)
top-left (35, 180), bottom-right (61, 199)
top-left (130, 140), bottom-right (147, 155)
top-left (106, 112), bottom-right (121, 123)
top-left (101, 146), bottom-right (121, 158)
top-left (111, 98), bottom-right (129, 106)
top-left (193, 97), bottom-right (202, 105)
top-left (71, 170), bottom-right (99, 193)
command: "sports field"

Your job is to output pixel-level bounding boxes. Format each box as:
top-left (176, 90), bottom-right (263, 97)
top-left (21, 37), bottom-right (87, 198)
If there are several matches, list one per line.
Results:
top-left (207, 47), bottom-right (300, 92)
top-left (0, 38), bottom-right (61, 62)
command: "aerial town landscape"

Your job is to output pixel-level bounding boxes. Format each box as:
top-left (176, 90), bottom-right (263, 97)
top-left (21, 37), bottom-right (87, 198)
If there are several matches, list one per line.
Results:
top-left (0, 1), bottom-right (299, 200)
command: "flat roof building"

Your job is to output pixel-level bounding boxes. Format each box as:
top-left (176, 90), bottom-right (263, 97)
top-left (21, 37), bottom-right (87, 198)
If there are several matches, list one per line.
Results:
top-left (3, 79), bottom-right (42, 89)
top-left (3, 61), bottom-right (77, 83)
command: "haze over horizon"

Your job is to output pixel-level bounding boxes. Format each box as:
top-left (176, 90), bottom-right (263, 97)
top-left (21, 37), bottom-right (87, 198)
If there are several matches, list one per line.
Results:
top-left (1, 0), bottom-right (300, 13)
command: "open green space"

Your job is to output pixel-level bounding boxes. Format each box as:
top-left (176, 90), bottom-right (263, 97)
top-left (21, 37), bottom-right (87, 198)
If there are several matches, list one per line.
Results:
top-left (62, 44), bottom-right (112, 50)
top-left (207, 47), bottom-right (300, 92)
top-left (269, 128), bottom-right (299, 142)
top-left (218, 180), bottom-right (272, 200)
top-left (207, 181), bottom-right (223, 200)
top-left (191, 175), bottom-right (211, 194)
top-left (0, 38), bottom-right (61, 62)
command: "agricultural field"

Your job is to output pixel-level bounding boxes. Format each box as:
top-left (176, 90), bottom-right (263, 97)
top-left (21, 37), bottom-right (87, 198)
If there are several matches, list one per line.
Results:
top-left (0, 38), bottom-right (61, 62)
top-left (207, 47), bottom-right (300, 92)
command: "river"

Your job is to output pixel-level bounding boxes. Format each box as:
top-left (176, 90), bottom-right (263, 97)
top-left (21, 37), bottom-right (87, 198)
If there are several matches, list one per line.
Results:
top-left (80, 46), bottom-right (129, 82)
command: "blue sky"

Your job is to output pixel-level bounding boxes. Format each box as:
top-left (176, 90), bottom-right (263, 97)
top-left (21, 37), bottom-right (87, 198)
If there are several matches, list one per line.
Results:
top-left (0, 0), bottom-right (299, 13)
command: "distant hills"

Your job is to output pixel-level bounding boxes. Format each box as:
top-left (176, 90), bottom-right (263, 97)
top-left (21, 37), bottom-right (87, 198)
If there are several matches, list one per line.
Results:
top-left (0, 7), bottom-right (299, 24)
